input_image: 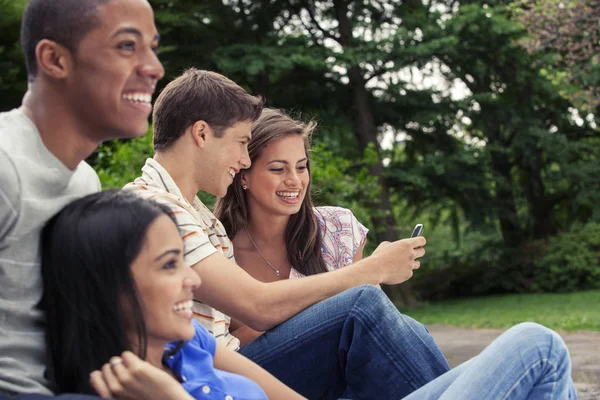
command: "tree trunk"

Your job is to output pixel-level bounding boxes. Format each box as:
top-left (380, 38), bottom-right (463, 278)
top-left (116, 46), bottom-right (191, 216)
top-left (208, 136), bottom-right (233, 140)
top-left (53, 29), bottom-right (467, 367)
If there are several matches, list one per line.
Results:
top-left (334, 0), bottom-right (417, 307)
top-left (522, 161), bottom-right (556, 240)
top-left (489, 149), bottom-right (524, 247)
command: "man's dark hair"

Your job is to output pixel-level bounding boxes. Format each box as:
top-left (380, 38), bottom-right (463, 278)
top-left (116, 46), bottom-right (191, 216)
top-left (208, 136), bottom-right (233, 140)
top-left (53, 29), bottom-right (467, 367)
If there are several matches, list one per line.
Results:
top-left (152, 68), bottom-right (264, 151)
top-left (20, 0), bottom-right (110, 81)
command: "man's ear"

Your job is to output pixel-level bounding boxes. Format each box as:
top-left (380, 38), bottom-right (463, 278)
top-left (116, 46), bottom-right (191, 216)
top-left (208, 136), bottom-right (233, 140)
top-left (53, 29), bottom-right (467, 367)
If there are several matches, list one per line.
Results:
top-left (190, 120), bottom-right (211, 148)
top-left (35, 40), bottom-right (72, 80)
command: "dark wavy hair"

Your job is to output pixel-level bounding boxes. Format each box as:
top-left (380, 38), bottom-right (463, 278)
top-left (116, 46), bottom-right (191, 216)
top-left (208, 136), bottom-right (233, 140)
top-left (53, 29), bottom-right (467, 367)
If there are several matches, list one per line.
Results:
top-left (214, 108), bottom-right (328, 276)
top-left (40, 190), bottom-right (174, 394)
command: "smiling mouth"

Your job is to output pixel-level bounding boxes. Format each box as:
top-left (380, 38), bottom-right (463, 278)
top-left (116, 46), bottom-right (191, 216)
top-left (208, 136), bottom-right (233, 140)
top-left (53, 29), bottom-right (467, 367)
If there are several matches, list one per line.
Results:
top-left (276, 191), bottom-right (300, 199)
top-left (173, 299), bottom-right (194, 318)
top-left (122, 93), bottom-right (152, 106)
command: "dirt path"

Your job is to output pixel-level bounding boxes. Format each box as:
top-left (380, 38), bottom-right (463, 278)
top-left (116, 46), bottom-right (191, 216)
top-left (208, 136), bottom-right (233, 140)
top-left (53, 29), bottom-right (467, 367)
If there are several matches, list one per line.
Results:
top-left (426, 324), bottom-right (600, 400)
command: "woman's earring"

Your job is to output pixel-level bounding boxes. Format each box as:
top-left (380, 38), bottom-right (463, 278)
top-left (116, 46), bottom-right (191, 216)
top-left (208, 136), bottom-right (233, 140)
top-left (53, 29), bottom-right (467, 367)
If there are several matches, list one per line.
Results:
top-left (242, 184), bottom-right (248, 190)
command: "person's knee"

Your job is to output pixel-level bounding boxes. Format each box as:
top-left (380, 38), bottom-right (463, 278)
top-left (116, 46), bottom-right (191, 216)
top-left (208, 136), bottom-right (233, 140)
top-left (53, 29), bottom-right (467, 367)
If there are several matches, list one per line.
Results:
top-left (508, 322), bottom-right (570, 362)
top-left (509, 322), bottom-right (558, 341)
top-left (353, 284), bottom-right (390, 308)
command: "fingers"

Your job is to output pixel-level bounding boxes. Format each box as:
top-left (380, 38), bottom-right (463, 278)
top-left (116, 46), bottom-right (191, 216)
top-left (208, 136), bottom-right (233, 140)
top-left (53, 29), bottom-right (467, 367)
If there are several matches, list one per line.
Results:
top-left (408, 236), bottom-right (426, 248)
top-left (121, 350), bottom-right (143, 367)
top-left (90, 352), bottom-right (151, 400)
top-left (90, 370), bottom-right (112, 399)
top-left (100, 357), bottom-right (125, 397)
top-left (120, 351), bottom-right (146, 379)
top-left (414, 246), bottom-right (426, 259)
top-left (112, 354), bottom-right (137, 390)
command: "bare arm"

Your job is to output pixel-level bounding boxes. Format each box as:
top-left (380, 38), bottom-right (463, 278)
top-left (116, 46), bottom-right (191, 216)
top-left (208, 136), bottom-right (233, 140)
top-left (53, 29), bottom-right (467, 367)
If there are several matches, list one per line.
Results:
top-left (192, 236), bottom-right (425, 331)
top-left (213, 344), bottom-right (306, 400)
top-left (230, 239), bottom-right (367, 346)
top-left (229, 318), bottom-right (263, 346)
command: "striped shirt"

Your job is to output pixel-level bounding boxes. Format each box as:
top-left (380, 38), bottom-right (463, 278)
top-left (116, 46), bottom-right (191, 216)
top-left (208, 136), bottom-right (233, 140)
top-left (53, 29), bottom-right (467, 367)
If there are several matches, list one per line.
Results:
top-left (123, 158), bottom-right (240, 350)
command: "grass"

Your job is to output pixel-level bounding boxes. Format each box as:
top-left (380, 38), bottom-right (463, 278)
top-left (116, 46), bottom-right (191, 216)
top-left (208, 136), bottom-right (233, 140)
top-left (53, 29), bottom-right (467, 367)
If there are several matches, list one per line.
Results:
top-left (398, 290), bottom-right (600, 332)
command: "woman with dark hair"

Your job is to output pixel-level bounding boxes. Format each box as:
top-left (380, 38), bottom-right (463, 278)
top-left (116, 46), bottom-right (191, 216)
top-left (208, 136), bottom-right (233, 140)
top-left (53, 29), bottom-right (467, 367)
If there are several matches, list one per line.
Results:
top-left (40, 190), bottom-right (305, 400)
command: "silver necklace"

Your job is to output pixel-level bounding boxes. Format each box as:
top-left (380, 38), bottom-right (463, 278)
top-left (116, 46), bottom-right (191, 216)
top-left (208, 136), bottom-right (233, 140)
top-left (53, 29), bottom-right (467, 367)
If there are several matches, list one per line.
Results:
top-left (244, 227), bottom-right (281, 276)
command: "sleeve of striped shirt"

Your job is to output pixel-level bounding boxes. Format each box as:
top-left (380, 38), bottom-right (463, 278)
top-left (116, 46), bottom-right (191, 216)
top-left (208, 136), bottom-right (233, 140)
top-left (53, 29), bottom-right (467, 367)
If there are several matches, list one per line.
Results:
top-left (155, 200), bottom-right (218, 267)
top-left (0, 149), bottom-right (21, 244)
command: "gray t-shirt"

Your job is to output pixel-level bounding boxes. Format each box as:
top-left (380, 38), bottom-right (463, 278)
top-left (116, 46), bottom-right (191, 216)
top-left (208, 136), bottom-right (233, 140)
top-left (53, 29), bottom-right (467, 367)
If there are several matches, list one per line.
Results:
top-left (0, 108), bottom-right (100, 395)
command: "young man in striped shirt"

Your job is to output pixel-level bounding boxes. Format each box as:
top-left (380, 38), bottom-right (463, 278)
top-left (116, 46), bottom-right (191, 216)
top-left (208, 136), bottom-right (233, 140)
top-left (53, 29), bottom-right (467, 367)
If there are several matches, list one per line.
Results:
top-left (124, 68), bottom-right (449, 399)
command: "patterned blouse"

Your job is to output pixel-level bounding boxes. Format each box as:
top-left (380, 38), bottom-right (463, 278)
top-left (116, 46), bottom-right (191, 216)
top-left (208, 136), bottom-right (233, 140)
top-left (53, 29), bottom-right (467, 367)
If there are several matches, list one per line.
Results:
top-left (289, 206), bottom-right (369, 279)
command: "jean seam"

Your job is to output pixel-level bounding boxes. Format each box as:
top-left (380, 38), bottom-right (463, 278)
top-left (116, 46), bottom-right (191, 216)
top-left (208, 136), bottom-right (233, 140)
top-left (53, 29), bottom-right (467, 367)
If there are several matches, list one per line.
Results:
top-left (246, 313), bottom-right (348, 366)
top-left (347, 296), bottom-right (437, 392)
top-left (502, 331), bottom-right (559, 400)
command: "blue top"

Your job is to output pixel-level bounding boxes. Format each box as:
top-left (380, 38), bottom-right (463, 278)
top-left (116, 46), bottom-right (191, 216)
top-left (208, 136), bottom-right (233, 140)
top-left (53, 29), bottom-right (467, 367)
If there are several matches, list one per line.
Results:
top-left (163, 321), bottom-right (267, 400)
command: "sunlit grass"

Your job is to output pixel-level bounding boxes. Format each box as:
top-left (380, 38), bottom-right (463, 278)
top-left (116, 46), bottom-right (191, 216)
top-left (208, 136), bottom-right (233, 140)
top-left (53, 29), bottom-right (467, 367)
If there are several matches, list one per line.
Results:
top-left (398, 290), bottom-right (600, 332)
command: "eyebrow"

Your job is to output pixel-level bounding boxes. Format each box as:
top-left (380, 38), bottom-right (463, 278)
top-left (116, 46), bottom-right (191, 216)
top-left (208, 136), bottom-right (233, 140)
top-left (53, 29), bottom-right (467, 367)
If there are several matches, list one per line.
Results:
top-left (267, 157), bottom-right (308, 165)
top-left (112, 27), bottom-right (160, 42)
top-left (154, 249), bottom-right (180, 261)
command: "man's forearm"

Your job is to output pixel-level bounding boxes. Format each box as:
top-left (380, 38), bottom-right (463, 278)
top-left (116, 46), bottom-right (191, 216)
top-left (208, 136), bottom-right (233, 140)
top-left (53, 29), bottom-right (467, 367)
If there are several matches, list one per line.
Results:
top-left (192, 238), bottom-right (422, 332)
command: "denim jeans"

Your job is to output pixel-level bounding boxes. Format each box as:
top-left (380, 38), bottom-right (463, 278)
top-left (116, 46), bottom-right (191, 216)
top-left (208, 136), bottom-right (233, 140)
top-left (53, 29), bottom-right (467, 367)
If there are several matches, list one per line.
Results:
top-left (404, 322), bottom-right (578, 400)
top-left (239, 285), bottom-right (451, 399)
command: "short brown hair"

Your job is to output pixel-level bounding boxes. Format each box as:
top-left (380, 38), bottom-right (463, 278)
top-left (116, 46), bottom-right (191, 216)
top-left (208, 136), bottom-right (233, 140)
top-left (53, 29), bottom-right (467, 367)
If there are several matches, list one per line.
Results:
top-left (152, 68), bottom-right (264, 150)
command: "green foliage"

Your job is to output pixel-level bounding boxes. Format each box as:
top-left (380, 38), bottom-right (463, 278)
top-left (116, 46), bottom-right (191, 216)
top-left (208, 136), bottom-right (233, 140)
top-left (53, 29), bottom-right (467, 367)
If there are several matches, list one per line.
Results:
top-left (310, 142), bottom-right (380, 252)
top-left (0, 0), bottom-right (27, 111)
top-left (399, 290), bottom-right (600, 332)
top-left (91, 131), bottom-right (216, 207)
top-left (531, 223), bottom-right (600, 292)
top-left (413, 221), bottom-right (600, 300)
top-left (92, 132), bottom-right (153, 189)
top-left (2, 0), bottom-right (598, 301)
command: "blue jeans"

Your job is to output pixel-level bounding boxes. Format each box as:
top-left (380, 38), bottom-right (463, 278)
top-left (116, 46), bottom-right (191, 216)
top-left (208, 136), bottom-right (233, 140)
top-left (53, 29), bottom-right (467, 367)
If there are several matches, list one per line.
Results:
top-left (239, 285), bottom-right (451, 399)
top-left (404, 322), bottom-right (578, 399)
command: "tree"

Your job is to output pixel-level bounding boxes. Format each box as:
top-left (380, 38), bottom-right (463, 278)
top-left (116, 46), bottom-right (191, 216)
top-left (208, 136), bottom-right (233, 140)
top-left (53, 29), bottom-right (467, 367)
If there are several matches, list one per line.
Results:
top-left (147, 0), bottom-right (600, 300)
top-left (0, 0), bottom-right (27, 112)
top-left (512, 0), bottom-right (600, 114)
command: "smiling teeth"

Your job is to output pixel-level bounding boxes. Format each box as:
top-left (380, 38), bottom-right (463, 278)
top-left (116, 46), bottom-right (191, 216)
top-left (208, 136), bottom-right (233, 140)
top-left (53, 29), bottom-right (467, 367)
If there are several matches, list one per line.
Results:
top-left (123, 93), bottom-right (152, 104)
top-left (228, 169), bottom-right (235, 178)
top-left (276, 191), bottom-right (299, 198)
top-left (173, 300), bottom-right (193, 312)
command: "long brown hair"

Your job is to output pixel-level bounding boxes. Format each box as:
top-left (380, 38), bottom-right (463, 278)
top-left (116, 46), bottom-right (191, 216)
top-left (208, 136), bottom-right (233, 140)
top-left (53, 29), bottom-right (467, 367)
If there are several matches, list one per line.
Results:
top-left (214, 108), bottom-right (328, 276)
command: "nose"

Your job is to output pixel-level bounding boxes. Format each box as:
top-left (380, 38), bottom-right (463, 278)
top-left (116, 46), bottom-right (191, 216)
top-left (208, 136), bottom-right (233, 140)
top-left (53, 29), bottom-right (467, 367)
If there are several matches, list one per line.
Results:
top-left (184, 269), bottom-right (201, 291)
top-left (138, 50), bottom-right (165, 86)
top-left (240, 146), bottom-right (251, 169)
top-left (284, 170), bottom-right (301, 186)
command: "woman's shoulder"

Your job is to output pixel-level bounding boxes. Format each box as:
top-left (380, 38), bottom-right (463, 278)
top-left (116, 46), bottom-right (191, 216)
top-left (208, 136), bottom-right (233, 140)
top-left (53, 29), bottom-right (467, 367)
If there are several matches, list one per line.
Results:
top-left (314, 206), bottom-right (354, 222)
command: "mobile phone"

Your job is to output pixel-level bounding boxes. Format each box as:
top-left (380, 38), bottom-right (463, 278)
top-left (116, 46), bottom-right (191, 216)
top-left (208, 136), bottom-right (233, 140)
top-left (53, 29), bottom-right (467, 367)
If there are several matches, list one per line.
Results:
top-left (411, 223), bottom-right (424, 237)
